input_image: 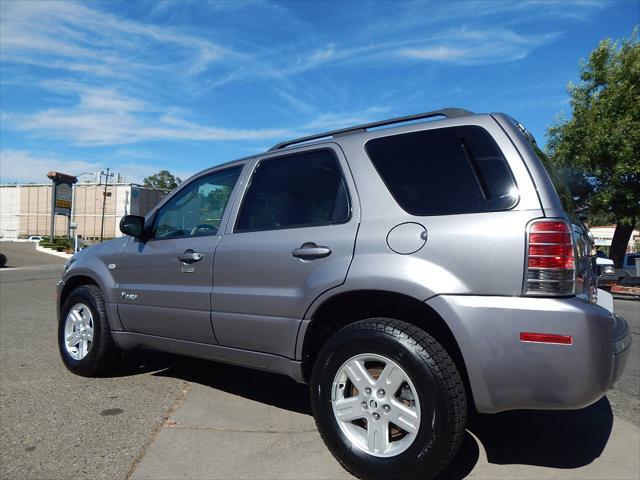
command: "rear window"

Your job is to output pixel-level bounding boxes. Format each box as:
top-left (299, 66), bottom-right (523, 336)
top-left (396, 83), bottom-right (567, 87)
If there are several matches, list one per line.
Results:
top-left (365, 125), bottom-right (517, 216)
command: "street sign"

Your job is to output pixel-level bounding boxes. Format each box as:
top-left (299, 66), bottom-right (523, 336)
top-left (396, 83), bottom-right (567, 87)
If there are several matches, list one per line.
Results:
top-left (47, 171), bottom-right (78, 241)
top-left (54, 182), bottom-right (73, 215)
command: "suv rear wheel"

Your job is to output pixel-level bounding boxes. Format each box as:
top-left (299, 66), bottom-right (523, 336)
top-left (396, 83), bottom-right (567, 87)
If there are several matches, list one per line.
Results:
top-left (58, 285), bottom-right (118, 376)
top-left (310, 318), bottom-right (466, 480)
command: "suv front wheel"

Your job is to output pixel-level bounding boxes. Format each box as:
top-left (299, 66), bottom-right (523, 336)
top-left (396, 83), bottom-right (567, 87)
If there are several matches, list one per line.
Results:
top-left (58, 285), bottom-right (118, 376)
top-left (310, 318), bottom-right (466, 480)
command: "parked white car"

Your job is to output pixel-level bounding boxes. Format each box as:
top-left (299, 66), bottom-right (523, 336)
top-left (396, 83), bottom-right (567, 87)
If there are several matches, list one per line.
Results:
top-left (28, 236), bottom-right (44, 242)
top-left (595, 253), bottom-right (616, 287)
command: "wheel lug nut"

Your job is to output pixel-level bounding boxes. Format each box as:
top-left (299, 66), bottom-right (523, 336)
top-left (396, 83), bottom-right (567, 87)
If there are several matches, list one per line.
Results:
top-left (377, 389), bottom-right (385, 398)
top-left (365, 387), bottom-right (372, 395)
top-left (373, 413), bottom-right (380, 420)
top-left (383, 404), bottom-right (390, 413)
top-left (362, 402), bottom-right (368, 410)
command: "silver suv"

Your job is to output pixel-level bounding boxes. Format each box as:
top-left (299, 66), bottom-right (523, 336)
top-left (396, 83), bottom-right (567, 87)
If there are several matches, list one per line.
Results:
top-left (57, 109), bottom-right (631, 480)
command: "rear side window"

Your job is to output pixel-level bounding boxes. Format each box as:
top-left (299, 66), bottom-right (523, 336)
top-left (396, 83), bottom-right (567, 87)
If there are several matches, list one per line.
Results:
top-left (533, 144), bottom-right (578, 222)
top-left (236, 149), bottom-right (350, 232)
top-left (506, 116), bottom-right (577, 221)
top-left (365, 125), bottom-right (518, 216)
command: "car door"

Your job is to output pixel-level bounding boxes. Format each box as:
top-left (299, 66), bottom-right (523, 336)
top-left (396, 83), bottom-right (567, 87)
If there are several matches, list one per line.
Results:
top-left (115, 164), bottom-right (244, 343)
top-left (211, 145), bottom-right (360, 358)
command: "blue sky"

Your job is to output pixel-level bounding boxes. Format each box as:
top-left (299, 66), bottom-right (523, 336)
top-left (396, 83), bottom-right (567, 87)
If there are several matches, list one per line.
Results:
top-left (1, 0), bottom-right (638, 184)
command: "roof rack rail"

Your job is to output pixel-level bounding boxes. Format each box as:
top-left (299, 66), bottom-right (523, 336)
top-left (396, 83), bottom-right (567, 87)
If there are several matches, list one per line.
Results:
top-left (268, 107), bottom-right (474, 151)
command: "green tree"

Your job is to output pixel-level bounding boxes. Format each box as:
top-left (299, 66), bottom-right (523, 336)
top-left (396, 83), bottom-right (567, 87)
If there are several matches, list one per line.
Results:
top-left (142, 170), bottom-right (182, 190)
top-left (546, 29), bottom-right (640, 268)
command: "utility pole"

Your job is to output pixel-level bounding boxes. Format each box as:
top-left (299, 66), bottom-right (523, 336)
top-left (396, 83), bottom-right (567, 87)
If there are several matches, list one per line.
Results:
top-left (99, 168), bottom-right (113, 242)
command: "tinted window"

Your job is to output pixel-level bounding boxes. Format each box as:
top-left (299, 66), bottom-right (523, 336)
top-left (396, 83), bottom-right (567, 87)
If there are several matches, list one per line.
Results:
top-left (534, 145), bottom-right (578, 222)
top-left (507, 116), bottom-right (577, 221)
top-left (366, 126), bottom-right (517, 216)
top-left (152, 166), bottom-right (242, 239)
top-left (236, 150), bottom-right (350, 232)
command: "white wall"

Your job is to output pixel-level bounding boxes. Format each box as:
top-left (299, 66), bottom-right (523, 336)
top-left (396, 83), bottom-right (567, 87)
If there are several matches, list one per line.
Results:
top-left (113, 185), bottom-right (131, 237)
top-left (0, 186), bottom-right (21, 239)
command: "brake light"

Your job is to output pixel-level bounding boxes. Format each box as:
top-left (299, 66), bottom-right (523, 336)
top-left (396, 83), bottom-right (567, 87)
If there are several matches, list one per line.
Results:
top-left (524, 219), bottom-right (575, 295)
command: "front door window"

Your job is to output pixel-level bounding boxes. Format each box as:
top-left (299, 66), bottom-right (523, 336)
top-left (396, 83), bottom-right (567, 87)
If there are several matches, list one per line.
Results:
top-left (153, 166), bottom-right (242, 239)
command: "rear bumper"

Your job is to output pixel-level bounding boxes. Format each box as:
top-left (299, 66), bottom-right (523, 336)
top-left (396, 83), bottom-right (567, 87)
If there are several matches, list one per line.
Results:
top-left (610, 313), bottom-right (631, 387)
top-left (427, 289), bottom-right (631, 413)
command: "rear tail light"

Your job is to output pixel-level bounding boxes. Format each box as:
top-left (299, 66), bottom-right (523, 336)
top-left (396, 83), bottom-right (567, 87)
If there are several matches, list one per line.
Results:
top-left (524, 219), bottom-right (575, 295)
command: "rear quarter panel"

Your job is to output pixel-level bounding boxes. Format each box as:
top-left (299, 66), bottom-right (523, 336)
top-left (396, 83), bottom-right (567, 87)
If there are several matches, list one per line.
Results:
top-left (330, 114), bottom-right (544, 299)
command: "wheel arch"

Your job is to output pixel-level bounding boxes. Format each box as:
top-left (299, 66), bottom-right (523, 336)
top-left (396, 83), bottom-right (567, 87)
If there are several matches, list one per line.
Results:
top-left (60, 275), bottom-right (100, 309)
top-left (58, 270), bottom-right (123, 331)
top-left (299, 289), bottom-right (473, 408)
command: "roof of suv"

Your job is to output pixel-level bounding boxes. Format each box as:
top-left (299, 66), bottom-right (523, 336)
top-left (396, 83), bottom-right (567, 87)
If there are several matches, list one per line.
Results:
top-left (194, 108), bottom-right (480, 178)
top-left (268, 107), bottom-right (476, 152)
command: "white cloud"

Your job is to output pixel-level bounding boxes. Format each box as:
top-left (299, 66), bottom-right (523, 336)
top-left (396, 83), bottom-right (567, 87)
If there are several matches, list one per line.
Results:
top-left (0, 0), bottom-right (606, 153)
top-left (0, 149), bottom-right (197, 185)
top-left (362, 0), bottom-right (606, 38)
top-left (78, 88), bottom-right (147, 112)
top-left (0, 150), bottom-right (103, 184)
top-left (5, 108), bottom-right (290, 146)
top-left (399, 30), bottom-right (562, 65)
top-left (401, 46), bottom-right (469, 62)
top-left (116, 163), bottom-right (195, 185)
top-left (3, 83), bottom-right (290, 146)
top-left (302, 107), bottom-right (391, 132)
top-left (286, 44), bottom-right (339, 74)
top-left (0, 0), bottom-right (231, 82)
top-left (3, 78), bottom-right (391, 147)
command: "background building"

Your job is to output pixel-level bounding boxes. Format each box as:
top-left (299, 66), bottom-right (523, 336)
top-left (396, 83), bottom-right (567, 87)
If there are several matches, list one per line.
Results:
top-left (0, 182), bottom-right (166, 240)
top-left (590, 225), bottom-right (639, 254)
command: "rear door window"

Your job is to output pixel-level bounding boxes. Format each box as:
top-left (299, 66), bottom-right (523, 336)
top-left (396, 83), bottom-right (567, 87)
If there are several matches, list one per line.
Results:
top-left (365, 125), bottom-right (518, 216)
top-left (235, 149), bottom-right (350, 232)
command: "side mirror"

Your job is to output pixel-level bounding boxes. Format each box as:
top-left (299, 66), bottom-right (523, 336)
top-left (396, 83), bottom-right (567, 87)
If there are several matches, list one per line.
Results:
top-left (119, 215), bottom-right (146, 240)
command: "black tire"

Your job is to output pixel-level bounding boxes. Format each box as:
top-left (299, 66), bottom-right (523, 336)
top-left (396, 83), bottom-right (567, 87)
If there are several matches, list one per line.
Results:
top-left (58, 285), bottom-right (118, 376)
top-left (310, 318), bottom-right (467, 480)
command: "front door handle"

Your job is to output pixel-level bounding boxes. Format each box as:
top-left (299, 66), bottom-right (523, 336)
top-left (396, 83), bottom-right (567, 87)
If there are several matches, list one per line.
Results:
top-left (292, 242), bottom-right (332, 260)
top-left (177, 250), bottom-right (204, 264)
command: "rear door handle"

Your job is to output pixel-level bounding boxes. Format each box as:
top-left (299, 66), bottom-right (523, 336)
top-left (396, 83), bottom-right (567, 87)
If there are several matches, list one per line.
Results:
top-left (177, 250), bottom-right (204, 263)
top-left (292, 242), bottom-right (332, 260)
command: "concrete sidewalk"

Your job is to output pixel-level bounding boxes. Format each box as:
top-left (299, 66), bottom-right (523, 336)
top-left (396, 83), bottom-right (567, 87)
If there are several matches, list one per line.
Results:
top-left (131, 377), bottom-right (640, 480)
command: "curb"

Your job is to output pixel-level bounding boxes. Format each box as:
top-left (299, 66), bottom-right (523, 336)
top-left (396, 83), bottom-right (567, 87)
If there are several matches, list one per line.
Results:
top-left (35, 243), bottom-right (73, 259)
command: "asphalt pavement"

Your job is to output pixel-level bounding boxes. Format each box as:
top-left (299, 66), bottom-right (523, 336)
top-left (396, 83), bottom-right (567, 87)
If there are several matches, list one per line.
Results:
top-left (0, 259), bottom-right (186, 480)
top-left (0, 241), bottom-right (66, 267)
top-left (606, 297), bottom-right (640, 426)
top-left (0, 246), bottom-right (638, 480)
